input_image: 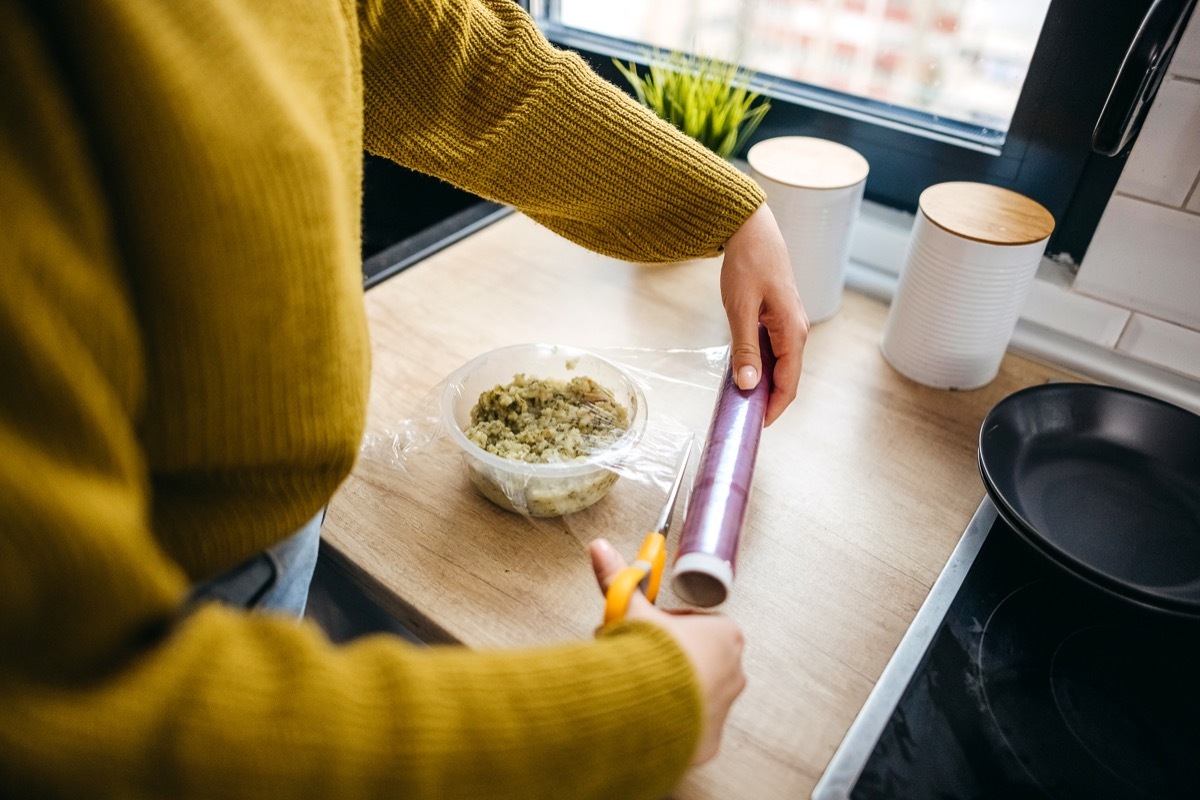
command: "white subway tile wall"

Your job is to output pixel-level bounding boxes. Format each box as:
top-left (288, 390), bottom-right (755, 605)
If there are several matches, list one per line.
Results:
top-left (1113, 79), bottom-right (1200, 206)
top-left (1117, 314), bottom-right (1200, 378)
top-left (1020, 278), bottom-right (1131, 348)
top-left (1072, 9), bottom-right (1200, 381)
top-left (1172, 9), bottom-right (1200, 79)
top-left (1076, 196), bottom-right (1200, 326)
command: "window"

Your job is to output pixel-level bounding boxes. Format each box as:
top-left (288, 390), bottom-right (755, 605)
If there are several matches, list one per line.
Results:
top-left (555, 0), bottom-right (1051, 143)
top-left (531, 0), bottom-right (1164, 262)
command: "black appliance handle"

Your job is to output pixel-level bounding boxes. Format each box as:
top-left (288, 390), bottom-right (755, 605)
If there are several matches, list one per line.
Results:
top-left (1092, 0), bottom-right (1197, 156)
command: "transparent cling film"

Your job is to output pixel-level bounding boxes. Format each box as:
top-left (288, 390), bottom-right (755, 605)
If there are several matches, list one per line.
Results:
top-left (359, 343), bottom-right (729, 562)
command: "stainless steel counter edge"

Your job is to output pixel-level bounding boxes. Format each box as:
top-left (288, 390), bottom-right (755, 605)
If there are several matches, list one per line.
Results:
top-left (810, 498), bottom-right (998, 800)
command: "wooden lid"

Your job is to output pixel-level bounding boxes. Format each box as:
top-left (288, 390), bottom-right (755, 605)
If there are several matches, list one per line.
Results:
top-left (747, 136), bottom-right (869, 190)
top-left (919, 182), bottom-right (1055, 245)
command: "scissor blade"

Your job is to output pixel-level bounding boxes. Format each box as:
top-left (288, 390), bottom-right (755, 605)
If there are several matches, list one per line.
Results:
top-left (654, 446), bottom-right (692, 533)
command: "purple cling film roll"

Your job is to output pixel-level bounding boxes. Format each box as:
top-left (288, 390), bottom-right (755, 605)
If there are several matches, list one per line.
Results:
top-left (672, 325), bottom-right (774, 607)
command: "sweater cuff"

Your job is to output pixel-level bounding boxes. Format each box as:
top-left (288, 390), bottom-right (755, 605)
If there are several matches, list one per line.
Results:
top-left (376, 618), bottom-right (704, 798)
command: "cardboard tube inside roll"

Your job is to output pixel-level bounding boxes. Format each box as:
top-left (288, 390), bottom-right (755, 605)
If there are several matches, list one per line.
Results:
top-left (672, 326), bottom-right (773, 607)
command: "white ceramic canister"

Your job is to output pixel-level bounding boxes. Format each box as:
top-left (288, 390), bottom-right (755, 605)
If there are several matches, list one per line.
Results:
top-left (748, 137), bottom-right (870, 323)
top-left (881, 182), bottom-right (1056, 390)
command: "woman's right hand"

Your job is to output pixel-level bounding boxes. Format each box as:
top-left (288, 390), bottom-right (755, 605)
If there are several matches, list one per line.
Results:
top-left (589, 539), bottom-right (747, 764)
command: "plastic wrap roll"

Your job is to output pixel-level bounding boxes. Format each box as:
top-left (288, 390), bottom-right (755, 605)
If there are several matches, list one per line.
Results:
top-left (672, 326), bottom-right (774, 607)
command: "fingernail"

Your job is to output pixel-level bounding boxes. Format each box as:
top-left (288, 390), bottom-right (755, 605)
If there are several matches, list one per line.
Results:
top-left (737, 366), bottom-right (758, 390)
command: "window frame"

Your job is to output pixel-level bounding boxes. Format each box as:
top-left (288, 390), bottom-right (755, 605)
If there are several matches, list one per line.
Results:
top-left (528, 0), bottom-right (1160, 262)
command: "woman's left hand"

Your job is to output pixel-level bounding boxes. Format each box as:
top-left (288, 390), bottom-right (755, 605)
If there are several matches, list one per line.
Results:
top-left (719, 203), bottom-right (809, 426)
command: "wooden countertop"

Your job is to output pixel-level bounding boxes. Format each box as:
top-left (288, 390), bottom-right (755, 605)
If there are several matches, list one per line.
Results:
top-left (322, 212), bottom-right (1079, 798)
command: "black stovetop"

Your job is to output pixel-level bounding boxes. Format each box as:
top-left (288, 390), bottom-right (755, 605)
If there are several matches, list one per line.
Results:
top-left (814, 499), bottom-right (1200, 800)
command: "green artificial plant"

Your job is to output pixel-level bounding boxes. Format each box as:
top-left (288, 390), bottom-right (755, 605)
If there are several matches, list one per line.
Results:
top-left (614, 51), bottom-right (771, 160)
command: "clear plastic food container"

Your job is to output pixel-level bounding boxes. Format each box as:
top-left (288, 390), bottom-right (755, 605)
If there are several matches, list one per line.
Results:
top-left (441, 343), bottom-right (648, 516)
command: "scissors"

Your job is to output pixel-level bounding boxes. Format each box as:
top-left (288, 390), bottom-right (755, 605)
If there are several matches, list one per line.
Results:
top-left (603, 448), bottom-right (692, 625)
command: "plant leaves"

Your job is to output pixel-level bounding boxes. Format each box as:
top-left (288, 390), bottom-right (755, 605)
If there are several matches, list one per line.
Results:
top-left (613, 50), bottom-right (770, 158)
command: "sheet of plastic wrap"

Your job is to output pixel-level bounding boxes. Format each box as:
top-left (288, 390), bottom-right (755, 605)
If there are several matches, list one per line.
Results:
top-left (359, 344), bottom-right (726, 562)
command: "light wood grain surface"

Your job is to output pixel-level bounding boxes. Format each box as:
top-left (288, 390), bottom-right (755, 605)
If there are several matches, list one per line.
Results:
top-left (323, 212), bottom-right (1080, 798)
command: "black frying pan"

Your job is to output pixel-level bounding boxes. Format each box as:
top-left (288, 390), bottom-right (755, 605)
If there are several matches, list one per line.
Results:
top-left (978, 383), bottom-right (1200, 618)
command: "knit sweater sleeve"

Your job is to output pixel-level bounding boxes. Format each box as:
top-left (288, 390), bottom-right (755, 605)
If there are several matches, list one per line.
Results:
top-left (0, 5), bottom-right (701, 797)
top-left (0, 142), bottom-right (701, 800)
top-left (4, 606), bottom-right (700, 800)
top-left (358, 0), bottom-right (765, 262)
top-left (0, 187), bottom-right (702, 799)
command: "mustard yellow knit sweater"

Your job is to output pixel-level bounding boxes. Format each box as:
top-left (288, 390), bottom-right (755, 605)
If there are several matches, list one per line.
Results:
top-left (0, 0), bottom-right (764, 797)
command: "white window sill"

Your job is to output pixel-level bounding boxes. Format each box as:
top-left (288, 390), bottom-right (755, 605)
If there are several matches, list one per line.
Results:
top-left (844, 200), bottom-right (1200, 416)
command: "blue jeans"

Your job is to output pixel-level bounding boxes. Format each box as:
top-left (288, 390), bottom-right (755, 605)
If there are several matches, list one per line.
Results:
top-left (187, 510), bottom-right (324, 618)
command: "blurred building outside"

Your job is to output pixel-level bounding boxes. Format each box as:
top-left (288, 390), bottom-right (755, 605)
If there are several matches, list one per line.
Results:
top-left (558, 0), bottom-right (1052, 133)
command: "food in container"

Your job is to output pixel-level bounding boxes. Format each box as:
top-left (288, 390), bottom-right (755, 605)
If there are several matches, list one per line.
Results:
top-left (465, 374), bottom-right (630, 462)
top-left (442, 344), bottom-right (647, 516)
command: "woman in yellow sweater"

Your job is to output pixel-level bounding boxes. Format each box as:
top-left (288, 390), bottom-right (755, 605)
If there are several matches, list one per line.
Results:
top-left (0, 0), bottom-right (808, 797)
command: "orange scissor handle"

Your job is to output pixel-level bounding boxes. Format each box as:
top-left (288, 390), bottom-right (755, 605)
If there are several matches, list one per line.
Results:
top-left (602, 532), bottom-right (667, 625)
top-left (638, 532), bottom-right (667, 603)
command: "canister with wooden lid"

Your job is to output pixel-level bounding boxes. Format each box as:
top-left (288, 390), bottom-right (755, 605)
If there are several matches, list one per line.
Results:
top-left (748, 136), bottom-right (870, 323)
top-left (881, 182), bottom-right (1055, 390)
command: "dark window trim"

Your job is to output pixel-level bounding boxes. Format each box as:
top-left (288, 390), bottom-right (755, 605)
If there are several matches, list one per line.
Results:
top-left (363, 202), bottom-right (511, 291)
